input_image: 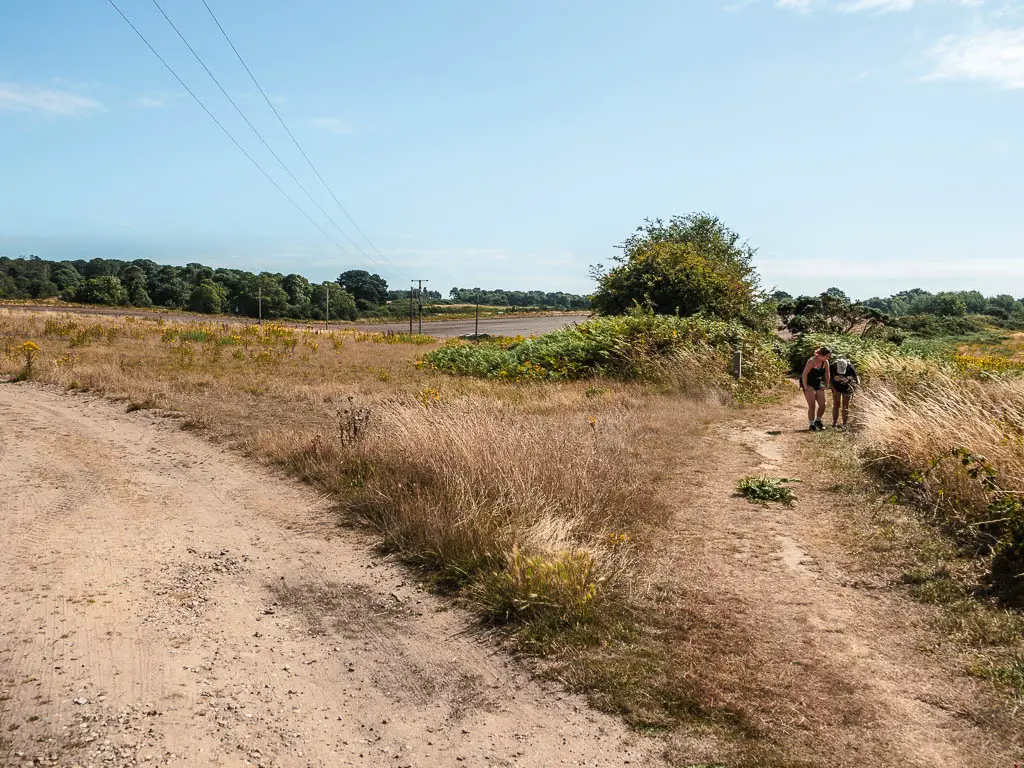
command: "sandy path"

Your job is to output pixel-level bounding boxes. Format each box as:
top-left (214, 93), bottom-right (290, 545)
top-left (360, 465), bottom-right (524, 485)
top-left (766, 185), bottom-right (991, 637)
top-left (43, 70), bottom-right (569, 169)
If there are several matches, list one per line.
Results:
top-left (0, 384), bottom-right (656, 768)
top-left (660, 393), bottom-right (1021, 767)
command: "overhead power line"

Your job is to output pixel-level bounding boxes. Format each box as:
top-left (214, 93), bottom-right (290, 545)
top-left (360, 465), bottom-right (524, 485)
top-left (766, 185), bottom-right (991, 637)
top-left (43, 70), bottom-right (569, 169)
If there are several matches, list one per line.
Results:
top-left (199, 0), bottom-right (406, 280)
top-left (147, 0), bottom-right (400, 283)
top-left (106, 0), bottom-right (358, 264)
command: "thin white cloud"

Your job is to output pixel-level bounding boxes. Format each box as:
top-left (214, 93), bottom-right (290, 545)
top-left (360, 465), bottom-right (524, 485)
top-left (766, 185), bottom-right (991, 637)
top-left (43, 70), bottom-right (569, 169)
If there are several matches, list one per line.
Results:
top-left (839, 0), bottom-right (917, 11)
top-left (0, 82), bottom-right (104, 116)
top-left (311, 117), bottom-right (352, 135)
top-left (928, 28), bottom-right (1024, 87)
top-left (776, 0), bottom-right (816, 12)
top-left (776, 0), bottom-right (982, 12)
top-left (134, 95), bottom-right (166, 108)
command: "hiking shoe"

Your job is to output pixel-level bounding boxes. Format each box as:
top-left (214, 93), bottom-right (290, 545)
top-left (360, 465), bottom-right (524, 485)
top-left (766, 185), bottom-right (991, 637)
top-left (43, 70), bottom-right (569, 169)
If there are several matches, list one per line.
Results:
top-left (814, 420), bottom-right (824, 431)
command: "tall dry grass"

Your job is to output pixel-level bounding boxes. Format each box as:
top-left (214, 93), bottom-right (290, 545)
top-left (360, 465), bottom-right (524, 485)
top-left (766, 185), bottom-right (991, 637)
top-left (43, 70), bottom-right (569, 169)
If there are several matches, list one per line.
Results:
top-left (0, 309), bottom-right (719, 640)
top-left (857, 372), bottom-right (1024, 604)
top-left (254, 392), bottom-right (703, 639)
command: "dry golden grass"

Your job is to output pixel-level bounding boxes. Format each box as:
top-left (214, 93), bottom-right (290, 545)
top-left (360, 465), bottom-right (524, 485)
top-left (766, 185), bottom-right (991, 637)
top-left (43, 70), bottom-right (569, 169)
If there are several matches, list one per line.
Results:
top-left (0, 307), bottom-right (721, 659)
top-left (254, 389), bottom-right (706, 641)
top-left (858, 372), bottom-right (1024, 532)
top-left (848, 374), bottom-right (1024, 699)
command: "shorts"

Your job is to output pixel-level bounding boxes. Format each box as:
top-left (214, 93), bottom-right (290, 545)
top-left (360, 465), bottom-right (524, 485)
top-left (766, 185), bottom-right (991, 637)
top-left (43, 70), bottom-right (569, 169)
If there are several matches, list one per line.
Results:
top-left (832, 385), bottom-right (854, 395)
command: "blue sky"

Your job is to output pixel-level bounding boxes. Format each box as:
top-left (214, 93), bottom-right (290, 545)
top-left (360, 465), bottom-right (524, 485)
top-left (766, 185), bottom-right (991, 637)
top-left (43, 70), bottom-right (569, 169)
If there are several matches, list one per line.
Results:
top-left (2, 0), bottom-right (1023, 299)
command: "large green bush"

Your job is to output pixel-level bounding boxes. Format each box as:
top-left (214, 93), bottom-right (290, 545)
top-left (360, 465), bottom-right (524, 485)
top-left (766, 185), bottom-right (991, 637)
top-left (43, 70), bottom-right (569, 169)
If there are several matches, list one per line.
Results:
top-left (423, 312), bottom-right (785, 400)
top-left (590, 214), bottom-right (769, 329)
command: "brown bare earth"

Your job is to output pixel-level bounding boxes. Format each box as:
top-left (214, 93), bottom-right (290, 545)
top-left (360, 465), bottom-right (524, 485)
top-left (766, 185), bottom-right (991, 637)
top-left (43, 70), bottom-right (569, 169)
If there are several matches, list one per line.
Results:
top-left (656, 397), bottom-right (1021, 767)
top-left (0, 385), bottom-right (656, 768)
top-left (2, 381), bottom-right (1021, 767)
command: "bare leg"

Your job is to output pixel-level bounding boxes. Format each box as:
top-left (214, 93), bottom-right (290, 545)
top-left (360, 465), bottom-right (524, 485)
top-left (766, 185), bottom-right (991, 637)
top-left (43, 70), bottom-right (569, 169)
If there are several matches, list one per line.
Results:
top-left (831, 390), bottom-right (841, 427)
top-left (803, 387), bottom-right (817, 423)
top-left (842, 393), bottom-right (852, 425)
top-left (815, 389), bottom-right (827, 422)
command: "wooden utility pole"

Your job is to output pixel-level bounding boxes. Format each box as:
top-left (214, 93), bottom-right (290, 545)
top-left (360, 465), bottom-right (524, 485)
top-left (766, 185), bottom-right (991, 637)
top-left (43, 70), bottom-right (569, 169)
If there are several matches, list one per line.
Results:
top-left (409, 286), bottom-right (414, 335)
top-left (258, 285), bottom-right (262, 325)
top-left (325, 283), bottom-right (330, 330)
top-left (413, 279), bottom-right (429, 335)
top-left (475, 291), bottom-right (480, 339)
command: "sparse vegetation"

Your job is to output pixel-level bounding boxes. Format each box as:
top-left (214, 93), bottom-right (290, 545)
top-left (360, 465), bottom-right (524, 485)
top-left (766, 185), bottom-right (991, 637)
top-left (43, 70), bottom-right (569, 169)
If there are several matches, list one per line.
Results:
top-left (810, 427), bottom-right (1024, 702)
top-left (0, 308), bottom-right (729, 711)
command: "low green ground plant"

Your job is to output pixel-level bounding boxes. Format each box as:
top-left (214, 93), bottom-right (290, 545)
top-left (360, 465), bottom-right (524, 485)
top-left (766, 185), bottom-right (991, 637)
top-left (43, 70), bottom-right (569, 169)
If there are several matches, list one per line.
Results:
top-left (423, 311), bottom-right (785, 400)
top-left (736, 475), bottom-right (799, 505)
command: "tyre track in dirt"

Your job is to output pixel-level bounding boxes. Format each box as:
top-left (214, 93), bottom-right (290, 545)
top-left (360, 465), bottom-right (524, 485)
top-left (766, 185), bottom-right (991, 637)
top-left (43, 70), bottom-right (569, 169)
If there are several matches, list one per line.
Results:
top-left (658, 392), bottom-right (1021, 767)
top-left (0, 384), bottom-right (657, 768)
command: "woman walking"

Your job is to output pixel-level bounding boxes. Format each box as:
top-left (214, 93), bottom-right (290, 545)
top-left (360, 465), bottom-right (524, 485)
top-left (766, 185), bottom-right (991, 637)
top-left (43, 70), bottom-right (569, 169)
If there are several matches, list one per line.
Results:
top-left (830, 357), bottom-right (859, 429)
top-left (800, 346), bottom-right (832, 431)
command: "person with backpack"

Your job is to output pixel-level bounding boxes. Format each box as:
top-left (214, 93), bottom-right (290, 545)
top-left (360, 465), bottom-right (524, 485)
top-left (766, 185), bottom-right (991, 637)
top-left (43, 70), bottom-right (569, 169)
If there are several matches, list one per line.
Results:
top-left (829, 357), bottom-right (859, 429)
top-left (800, 346), bottom-right (832, 431)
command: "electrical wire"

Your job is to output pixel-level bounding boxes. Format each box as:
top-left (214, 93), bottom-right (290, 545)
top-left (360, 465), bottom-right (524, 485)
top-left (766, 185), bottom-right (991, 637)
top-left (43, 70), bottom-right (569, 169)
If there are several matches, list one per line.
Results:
top-left (106, 0), bottom-right (393, 284)
top-left (199, 0), bottom-right (407, 280)
top-left (148, 0), bottom-right (400, 283)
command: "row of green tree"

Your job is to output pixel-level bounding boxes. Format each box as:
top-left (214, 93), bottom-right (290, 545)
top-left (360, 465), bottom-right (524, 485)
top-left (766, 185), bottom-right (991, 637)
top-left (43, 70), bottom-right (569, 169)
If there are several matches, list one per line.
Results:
top-left (774, 287), bottom-right (1024, 338)
top-left (0, 256), bottom-right (591, 319)
top-left (0, 256), bottom-right (364, 320)
top-left (859, 288), bottom-right (1024, 320)
top-left (446, 287), bottom-right (591, 309)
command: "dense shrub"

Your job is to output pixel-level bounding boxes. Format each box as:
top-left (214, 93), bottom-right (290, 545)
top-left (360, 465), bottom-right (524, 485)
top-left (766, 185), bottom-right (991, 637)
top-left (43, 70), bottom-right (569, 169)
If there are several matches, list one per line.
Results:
top-left (896, 314), bottom-right (987, 338)
top-left (787, 333), bottom-right (954, 391)
top-left (423, 312), bottom-right (785, 400)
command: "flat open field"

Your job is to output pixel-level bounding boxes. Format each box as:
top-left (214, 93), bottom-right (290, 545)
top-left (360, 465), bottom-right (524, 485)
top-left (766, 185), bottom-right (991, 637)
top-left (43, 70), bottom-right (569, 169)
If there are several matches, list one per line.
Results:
top-left (1, 310), bottom-right (1020, 767)
top-left (0, 303), bottom-right (591, 339)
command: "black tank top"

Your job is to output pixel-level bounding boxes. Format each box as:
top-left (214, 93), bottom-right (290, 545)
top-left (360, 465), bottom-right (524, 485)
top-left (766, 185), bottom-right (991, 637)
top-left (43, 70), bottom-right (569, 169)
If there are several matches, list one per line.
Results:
top-left (807, 360), bottom-right (826, 387)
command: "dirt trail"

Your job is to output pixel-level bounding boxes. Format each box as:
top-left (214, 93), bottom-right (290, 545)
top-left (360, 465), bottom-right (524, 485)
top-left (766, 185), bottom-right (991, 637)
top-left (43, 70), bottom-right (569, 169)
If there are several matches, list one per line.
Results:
top-left (3, 383), bottom-right (1020, 768)
top-left (660, 392), bottom-right (1021, 767)
top-left (0, 385), bottom-right (656, 768)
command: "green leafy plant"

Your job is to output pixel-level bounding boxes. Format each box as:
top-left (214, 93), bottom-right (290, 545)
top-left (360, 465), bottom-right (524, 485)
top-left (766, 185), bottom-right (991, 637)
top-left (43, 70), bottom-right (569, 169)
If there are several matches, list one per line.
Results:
top-left (422, 310), bottom-right (786, 400)
top-left (736, 475), bottom-right (800, 505)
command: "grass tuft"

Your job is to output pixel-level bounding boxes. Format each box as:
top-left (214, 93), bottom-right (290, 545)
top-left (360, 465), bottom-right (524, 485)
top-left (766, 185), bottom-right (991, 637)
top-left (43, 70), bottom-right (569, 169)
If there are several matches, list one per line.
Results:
top-left (736, 475), bottom-right (799, 505)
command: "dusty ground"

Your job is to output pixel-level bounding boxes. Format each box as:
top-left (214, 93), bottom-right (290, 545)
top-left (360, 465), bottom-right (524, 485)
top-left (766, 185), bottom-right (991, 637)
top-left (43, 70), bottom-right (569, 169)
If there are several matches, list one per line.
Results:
top-left (659, 395), bottom-right (1022, 767)
top-left (2, 382), bottom-right (1021, 768)
top-left (0, 304), bottom-right (590, 339)
top-left (0, 385), bottom-right (655, 768)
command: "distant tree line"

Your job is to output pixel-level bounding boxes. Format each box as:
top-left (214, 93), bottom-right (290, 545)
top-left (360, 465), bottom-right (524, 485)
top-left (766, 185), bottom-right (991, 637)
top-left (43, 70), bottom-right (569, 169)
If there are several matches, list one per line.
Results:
top-left (0, 255), bottom-right (592, 318)
top-left (446, 287), bottom-right (591, 310)
top-left (0, 255), bottom-right (363, 320)
top-left (774, 287), bottom-right (1024, 338)
top-left (859, 288), bottom-right (1024, 320)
